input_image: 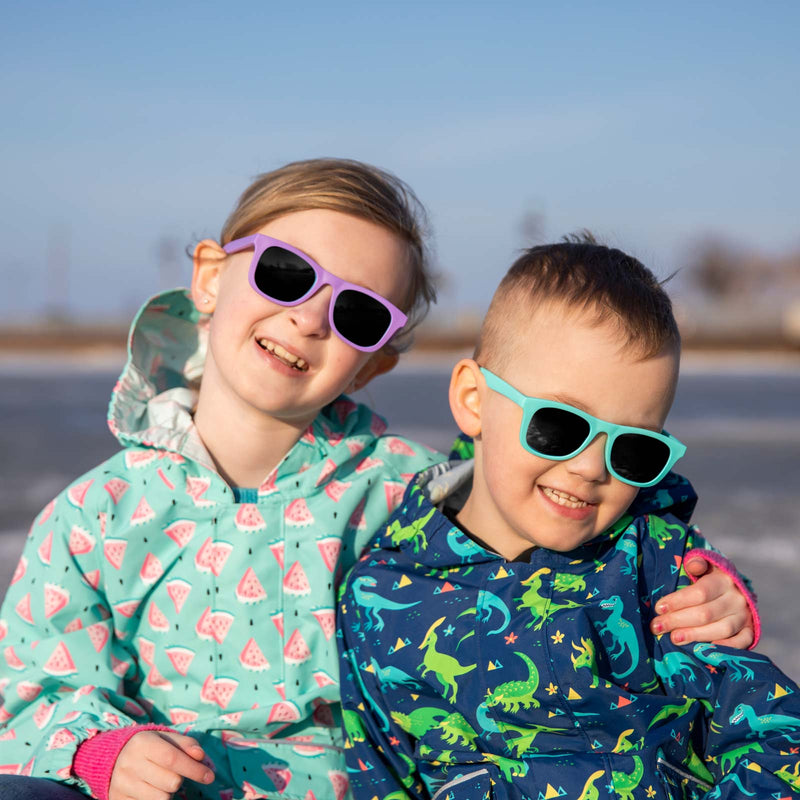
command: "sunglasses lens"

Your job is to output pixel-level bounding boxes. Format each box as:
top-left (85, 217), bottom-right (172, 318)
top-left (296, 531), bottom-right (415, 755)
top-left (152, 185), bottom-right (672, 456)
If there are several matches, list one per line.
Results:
top-left (526, 407), bottom-right (591, 456)
top-left (333, 289), bottom-right (393, 348)
top-left (254, 247), bottom-right (316, 302)
top-left (611, 433), bottom-right (670, 485)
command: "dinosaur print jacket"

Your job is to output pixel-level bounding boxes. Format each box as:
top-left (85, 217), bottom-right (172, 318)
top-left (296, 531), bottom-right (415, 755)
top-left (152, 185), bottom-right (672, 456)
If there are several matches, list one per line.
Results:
top-left (0, 290), bottom-right (443, 800)
top-left (337, 461), bottom-right (800, 800)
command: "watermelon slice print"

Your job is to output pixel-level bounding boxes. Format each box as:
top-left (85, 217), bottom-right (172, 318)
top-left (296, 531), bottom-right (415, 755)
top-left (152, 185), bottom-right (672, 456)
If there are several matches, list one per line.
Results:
top-left (369, 412), bottom-right (388, 436)
top-left (266, 700), bottom-right (301, 724)
top-left (284, 629), bottom-right (311, 665)
top-left (104, 478), bottom-right (130, 505)
top-left (16, 681), bottom-right (42, 702)
top-left (138, 636), bottom-right (156, 666)
top-left (239, 638), bottom-right (270, 672)
top-left (86, 622), bottom-right (109, 653)
top-left (355, 455), bottom-right (383, 473)
top-left (42, 641), bottom-right (77, 676)
top-left (131, 497), bottom-right (156, 526)
top-left (37, 531), bottom-right (53, 565)
top-left (164, 519), bottom-right (196, 547)
top-left (384, 481), bottom-right (406, 513)
top-left (110, 654), bottom-right (131, 677)
top-left (4, 645), bottom-right (25, 670)
top-left (169, 707), bottom-right (199, 725)
top-left (311, 608), bottom-right (335, 641)
top-left (271, 612), bottom-right (284, 637)
top-left (263, 765), bottom-right (292, 794)
top-left (139, 553), bottom-right (163, 585)
top-left (38, 498), bottom-right (56, 526)
top-left (46, 728), bottom-right (77, 750)
top-left (165, 646), bottom-right (195, 676)
top-left (283, 562), bottom-right (311, 596)
top-left (269, 541), bottom-right (285, 569)
top-left (185, 476), bottom-right (215, 507)
top-left (236, 568), bottom-right (267, 604)
top-left (258, 470), bottom-right (278, 496)
top-left (313, 670), bottom-right (336, 689)
top-left (166, 578), bottom-right (192, 613)
top-left (0, 620), bottom-right (7, 642)
top-left (235, 504), bottom-right (266, 533)
top-left (146, 664), bottom-right (173, 691)
top-left (286, 736), bottom-right (326, 757)
top-left (328, 770), bottom-right (350, 800)
top-left (32, 701), bottom-right (55, 729)
top-left (343, 437), bottom-right (365, 457)
top-left (43, 583), bottom-right (69, 618)
top-left (104, 538), bottom-right (127, 570)
top-left (156, 467), bottom-right (175, 490)
top-left (210, 542), bottom-right (233, 577)
top-left (386, 437), bottom-right (415, 456)
top-left (10, 556), bottom-right (27, 585)
top-left (332, 397), bottom-right (358, 423)
top-left (15, 593), bottom-right (33, 625)
top-left (316, 537), bottom-right (341, 573)
top-left (125, 449), bottom-right (157, 469)
top-left (67, 479), bottom-right (94, 509)
top-left (346, 498), bottom-right (367, 532)
top-left (63, 618), bottom-right (83, 633)
top-left (113, 599), bottom-right (140, 618)
top-left (147, 601), bottom-right (170, 633)
top-left (315, 458), bottom-right (337, 487)
top-left (285, 498), bottom-right (314, 527)
top-left (200, 675), bottom-right (238, 709)
top-left (324, 480), bottom-right (351, 502)
top-left (97, 511), bottom-right (107, 538)
top-left (82, 569), bottom-right (100, 590)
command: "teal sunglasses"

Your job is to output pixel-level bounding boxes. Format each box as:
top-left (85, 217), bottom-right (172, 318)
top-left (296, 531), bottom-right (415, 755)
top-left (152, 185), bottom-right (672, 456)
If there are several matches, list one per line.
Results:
top-left (480, 368), bottom-right (686, 488)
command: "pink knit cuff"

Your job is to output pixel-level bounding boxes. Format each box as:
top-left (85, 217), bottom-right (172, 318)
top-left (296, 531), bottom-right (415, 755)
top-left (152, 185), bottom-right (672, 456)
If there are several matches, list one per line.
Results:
top-left (72, 723), bottom-right (176, 800)
top-left (685, 548), bottom-right (761, 648)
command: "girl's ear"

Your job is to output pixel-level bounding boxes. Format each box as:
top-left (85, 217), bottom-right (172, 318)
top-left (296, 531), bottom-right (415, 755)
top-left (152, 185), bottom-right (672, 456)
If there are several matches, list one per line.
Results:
top-left (449, 358), bottom-right (483, 437)
top-left (191, 239), bottom-right (227, 313)
top-left (350, 350), bottom-right (400, 392)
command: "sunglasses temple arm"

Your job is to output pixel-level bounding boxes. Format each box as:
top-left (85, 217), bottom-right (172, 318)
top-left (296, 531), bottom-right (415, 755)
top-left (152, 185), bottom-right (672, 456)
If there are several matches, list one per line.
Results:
top-left (222, 234), bottom-right (261, 255)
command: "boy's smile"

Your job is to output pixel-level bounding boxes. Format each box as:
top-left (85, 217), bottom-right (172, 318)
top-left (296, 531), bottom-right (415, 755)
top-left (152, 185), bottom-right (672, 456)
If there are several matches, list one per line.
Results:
top-left (452, 300), bottom-right (680, 560)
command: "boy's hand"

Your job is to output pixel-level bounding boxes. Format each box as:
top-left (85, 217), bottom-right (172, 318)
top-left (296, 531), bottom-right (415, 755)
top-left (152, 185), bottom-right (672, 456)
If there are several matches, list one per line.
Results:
top-left (650, 555), bottom-right (754, 649)
top-left (109, 730), bottom-right (215, 800)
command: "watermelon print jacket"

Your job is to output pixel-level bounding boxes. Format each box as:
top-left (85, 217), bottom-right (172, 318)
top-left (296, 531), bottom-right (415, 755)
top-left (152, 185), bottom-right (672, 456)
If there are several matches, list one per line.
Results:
top-left (0, 290), bottom-right (444, 800)
top-left (337, 461), bottom-right (800, 800)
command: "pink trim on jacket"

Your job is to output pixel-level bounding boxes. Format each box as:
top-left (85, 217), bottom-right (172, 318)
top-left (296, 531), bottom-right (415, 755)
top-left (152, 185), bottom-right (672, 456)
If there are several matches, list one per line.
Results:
top-left (685, 548), bottom-right (761, 648)
top-left (72, 724), bottom-right (175, 800)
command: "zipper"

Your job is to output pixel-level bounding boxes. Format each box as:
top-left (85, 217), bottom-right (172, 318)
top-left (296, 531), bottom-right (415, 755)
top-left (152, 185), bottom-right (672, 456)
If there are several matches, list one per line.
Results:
top-left (431, 768), bottom-right (491, 800)
top-left (657, 756), bottom-right (713, 791)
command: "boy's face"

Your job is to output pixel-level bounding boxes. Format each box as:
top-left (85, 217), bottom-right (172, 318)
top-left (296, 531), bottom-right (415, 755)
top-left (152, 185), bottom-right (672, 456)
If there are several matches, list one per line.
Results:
top-left (454, 301), bottom-right (679, 560)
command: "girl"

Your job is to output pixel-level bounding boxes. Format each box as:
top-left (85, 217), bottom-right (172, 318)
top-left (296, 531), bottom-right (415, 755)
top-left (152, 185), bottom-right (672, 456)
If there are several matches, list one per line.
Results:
top-left (0, 159), bottom-right (753, 800)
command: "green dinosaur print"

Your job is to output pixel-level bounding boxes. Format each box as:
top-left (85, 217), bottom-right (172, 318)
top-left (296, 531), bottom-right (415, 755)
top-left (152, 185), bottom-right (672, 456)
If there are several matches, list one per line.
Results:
top-left (776, 759), bottom-right (800, 791)
top-left (481, 751), bottom-right (529, 781)
top-left (391, 706), bottom-right (449, 738)
top-left (516, 567), bottom-right (582, 630)
top-left (648, 516), bottom-right (685, 549)
top-left (485, 651), bottom-right (540, 712)
top-left (718, 740), bottom-right (764, 775)
top-left (647, 696), bottom-right (695, 730)
top-left (437, 712), bottom-right (479, 747)
top-left (553, 571), bottom-right (587, 593)
top-left (571, 637), bottom-right (600, 688)
top-left (351, 574), bottom-right (421, 631)
top-left (496, 720), bottom-right (567, 758)
top-left (596, 594), bottom-right (640, 680)
top-left (692, 643), bottom-right (769, 681)
top-left (577, 769), bottom-right (605, 800)
top-left (611, 755), bottom-right (644, 800)
top-left (386, 507), bottom-right (436, 553)
top-left (612, 728), bottom-right (642, 753)
top-left (418, 617), bottom-right (476, 703)
top-left (342, 707), bottom-right (367, 744)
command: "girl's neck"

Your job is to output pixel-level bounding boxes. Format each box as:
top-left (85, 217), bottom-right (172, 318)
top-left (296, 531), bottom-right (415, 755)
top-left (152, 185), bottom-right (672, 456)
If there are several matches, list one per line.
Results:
top-left (192, 378), bottom-right (314, 490)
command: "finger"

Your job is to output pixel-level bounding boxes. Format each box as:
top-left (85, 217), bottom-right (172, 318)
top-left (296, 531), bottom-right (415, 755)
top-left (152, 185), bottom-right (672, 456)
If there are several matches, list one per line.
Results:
top-left (147, 744), bottom-right (215, 785)
top-left (683, 556), bottom-right (709, 577)
top-left (709, 627), bottom-right (755, 650)
top-left (654, 573), bottom-right (730, 615)
top-left (654, 590), bottom-right (746, 635)
top-left (667, 613), bottom-right (747, 646)
top-left (159, 730), bottom-right (206, 760)
top-left (110, 773), bottom-right (172, 800)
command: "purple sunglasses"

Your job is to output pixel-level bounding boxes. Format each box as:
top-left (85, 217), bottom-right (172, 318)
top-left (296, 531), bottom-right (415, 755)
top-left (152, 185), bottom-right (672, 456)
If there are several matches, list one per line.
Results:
top-left (223, 234), bottom-right (408, 353)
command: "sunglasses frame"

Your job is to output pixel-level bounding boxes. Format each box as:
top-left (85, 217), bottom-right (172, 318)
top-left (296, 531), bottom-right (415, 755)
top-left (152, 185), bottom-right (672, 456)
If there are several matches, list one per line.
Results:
top-left (223, 234), bottom-right (408, 353)
top-left (480, 367), bottom-right (686, 488)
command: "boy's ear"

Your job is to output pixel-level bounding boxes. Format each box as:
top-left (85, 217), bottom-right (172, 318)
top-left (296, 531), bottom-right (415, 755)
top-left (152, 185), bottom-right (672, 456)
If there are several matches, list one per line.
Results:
top-left (191, 239), bottom-right (227, 313)
top-left (449, 358), bottom-right (483, 437)
top-left (351, 351), bottom-right (400, 392)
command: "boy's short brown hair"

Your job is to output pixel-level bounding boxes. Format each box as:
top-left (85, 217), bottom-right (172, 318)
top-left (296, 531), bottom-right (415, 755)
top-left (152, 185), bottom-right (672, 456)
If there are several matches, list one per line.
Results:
top-left (475, 233), bottom-right (680, 370)
top-left (220, 158), bottom-right (436, 353)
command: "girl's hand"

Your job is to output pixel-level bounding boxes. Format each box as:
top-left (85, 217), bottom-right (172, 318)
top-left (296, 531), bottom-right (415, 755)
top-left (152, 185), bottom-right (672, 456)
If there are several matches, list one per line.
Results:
top-left (650, 555), bottom-right (754, 649)
top-left (109, 730), bottom-right (215, 800)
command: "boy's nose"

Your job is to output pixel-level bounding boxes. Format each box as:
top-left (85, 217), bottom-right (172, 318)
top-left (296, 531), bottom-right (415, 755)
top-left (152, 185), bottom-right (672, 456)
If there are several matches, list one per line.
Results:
top-left (564, 434), bottom-right (608, 483)
top-left (287, 286), bottom-right (332, 338)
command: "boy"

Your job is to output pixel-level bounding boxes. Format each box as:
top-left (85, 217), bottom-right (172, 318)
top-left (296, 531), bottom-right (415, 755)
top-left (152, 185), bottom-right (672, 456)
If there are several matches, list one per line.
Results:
top-left (337, 239), bottom-right (800, 799)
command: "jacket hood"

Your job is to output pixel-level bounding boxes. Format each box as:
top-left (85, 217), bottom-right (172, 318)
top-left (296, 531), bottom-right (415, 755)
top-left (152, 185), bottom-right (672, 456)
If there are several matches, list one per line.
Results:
top-left (106, 288), bottom-right (395, 478)
top-left (378, 459), bottom-right (698, 569)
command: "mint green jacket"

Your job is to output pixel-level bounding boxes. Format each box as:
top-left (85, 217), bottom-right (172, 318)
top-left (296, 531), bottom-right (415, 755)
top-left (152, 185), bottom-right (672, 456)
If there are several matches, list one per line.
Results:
top-left (0, 290), bottom-right (444, 799)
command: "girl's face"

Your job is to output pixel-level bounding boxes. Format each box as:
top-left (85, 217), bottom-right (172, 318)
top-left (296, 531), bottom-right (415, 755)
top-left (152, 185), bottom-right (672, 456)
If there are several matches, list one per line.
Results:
top-left (195, 209), bottom-right (410, 429)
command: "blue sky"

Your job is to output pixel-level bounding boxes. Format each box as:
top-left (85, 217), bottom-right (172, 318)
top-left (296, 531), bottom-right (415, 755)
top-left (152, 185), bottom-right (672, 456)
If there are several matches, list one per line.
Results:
top-left (2, 1), bottom-right (798, 323)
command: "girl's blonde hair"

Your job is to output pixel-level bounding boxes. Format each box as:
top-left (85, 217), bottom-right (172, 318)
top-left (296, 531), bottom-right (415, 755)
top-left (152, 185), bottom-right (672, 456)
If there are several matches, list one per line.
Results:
top-left (220, 158), bottom-right (436, 353)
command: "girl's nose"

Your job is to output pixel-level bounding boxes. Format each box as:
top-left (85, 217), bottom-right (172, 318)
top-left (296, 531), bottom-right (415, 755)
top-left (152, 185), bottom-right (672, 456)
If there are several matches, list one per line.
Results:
top-left (287, 286), bottom-right (332, 338)
top-left (564, 434), bottom-right (609, 483)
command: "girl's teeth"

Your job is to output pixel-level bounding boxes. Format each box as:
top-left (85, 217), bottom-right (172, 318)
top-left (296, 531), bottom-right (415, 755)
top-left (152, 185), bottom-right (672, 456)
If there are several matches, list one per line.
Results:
top-left (542, 486), bottom-right (588, 508)
top-left (258, 339), bottom-right (308, 370)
